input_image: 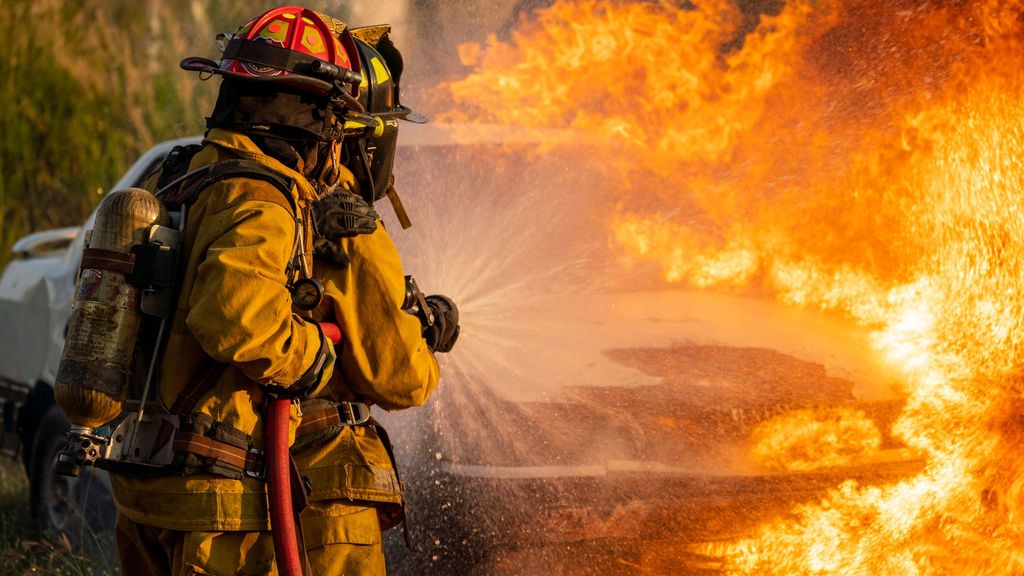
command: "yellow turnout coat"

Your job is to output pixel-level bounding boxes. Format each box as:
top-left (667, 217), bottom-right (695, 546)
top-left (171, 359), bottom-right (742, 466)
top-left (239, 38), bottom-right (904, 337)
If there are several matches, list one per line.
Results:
top-left (111, 129), bottom-right (438, 534)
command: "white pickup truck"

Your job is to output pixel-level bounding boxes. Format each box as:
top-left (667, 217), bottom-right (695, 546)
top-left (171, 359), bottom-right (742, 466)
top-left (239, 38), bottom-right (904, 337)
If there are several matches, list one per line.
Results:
top-left (0, 128), bottom-right (919, 574)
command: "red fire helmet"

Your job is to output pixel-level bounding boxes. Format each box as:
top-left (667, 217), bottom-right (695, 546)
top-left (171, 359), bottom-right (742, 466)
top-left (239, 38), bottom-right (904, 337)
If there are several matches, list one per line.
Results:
top-left (182, 6), bottom-right (362, 97)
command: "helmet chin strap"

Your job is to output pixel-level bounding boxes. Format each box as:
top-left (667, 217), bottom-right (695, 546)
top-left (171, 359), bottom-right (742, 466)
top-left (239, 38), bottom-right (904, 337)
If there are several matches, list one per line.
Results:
top-left (309, 139), bottom-right (345, 197)
top-left (310, 84), bottom-right (367, 197)
top-left (331, 80), bottom-right (365, 114)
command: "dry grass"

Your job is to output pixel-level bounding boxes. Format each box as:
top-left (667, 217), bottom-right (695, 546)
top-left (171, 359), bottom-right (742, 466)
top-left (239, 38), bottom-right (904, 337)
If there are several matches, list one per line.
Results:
top-left (0, 457), bottom-right (116, 576)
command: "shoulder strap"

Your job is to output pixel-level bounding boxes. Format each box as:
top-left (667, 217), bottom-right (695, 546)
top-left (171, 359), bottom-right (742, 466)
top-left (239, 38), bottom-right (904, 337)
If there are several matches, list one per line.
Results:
top-left (170, 362), bottom-right (227, 415)
top-left (152, 144), bottom-right (204, 191)
top-left (158, 159), bottom-right (297, 215)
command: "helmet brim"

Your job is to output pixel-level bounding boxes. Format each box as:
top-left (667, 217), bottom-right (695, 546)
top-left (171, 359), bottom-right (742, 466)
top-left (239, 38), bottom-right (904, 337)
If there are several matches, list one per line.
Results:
top-left (180, 57), bottom-right (335, 93)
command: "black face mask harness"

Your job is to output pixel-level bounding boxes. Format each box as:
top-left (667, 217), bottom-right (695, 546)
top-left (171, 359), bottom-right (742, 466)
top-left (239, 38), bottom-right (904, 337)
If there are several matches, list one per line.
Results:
top-left (207, 79), bottom-right (355, 194)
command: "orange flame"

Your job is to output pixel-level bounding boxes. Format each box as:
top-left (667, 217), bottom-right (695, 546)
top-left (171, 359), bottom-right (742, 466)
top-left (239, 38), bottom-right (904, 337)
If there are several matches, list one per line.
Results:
top-left (751, 408), bottom-right (882, 473)
top-left (445, 0), bottom-right (1024, 573)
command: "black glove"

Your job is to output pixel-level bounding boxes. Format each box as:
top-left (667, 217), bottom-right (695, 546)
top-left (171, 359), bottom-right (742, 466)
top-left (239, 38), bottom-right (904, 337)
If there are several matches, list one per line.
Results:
top-left (312, 190), bottom-right (378, 267)
top-left (313, 189), bottom-right (379, 239)
top-left (423, 294), bottom-right (460, 353)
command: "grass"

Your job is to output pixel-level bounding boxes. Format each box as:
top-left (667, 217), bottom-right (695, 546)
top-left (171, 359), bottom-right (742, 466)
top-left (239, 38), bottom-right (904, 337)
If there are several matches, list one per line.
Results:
top-left (0, 457), bottom-right (116, 576)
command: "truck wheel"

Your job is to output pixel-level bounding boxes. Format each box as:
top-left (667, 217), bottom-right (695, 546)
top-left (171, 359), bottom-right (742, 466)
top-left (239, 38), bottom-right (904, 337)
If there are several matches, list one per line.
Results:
top-left (29, 406), bottom-right (116, 555)
top-left (17, 382), bottom-right (55, 477)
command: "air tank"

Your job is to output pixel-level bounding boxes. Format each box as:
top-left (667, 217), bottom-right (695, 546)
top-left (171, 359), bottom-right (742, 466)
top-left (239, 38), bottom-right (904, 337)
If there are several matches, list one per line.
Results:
top-left (54, 188), bottom-right (166, 429)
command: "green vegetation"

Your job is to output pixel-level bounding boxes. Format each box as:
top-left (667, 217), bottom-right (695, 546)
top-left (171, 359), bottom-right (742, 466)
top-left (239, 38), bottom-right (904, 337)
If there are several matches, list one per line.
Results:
top-left (0, 0), bottom-right (304, 268)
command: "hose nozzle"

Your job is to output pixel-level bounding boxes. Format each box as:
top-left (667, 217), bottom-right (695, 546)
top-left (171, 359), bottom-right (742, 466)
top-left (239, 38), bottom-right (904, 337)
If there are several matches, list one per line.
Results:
top-left (403, 275), bottom-right (435, 327)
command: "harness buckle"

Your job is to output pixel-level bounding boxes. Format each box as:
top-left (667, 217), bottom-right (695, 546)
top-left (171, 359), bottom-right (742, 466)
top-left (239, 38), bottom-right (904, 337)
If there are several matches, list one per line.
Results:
top-left (339, 402), bottom-right (370, 425)
top-left (245, 447), bottom-right (266, 480)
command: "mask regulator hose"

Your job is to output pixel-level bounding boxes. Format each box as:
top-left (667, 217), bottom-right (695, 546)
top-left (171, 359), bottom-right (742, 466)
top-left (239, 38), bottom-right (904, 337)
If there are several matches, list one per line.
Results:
top-left (267, 322), bottom-right (342, 576)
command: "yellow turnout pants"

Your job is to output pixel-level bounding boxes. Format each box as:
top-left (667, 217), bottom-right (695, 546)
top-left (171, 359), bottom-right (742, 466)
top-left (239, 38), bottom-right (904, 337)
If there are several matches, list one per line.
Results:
top-left (115, 502), bottom-right (386, 575)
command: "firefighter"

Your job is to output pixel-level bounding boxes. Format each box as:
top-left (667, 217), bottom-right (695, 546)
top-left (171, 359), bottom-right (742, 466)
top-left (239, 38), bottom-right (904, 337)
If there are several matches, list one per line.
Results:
top-left (283, 26), bottom-right (460, 575)
top-left (110, 7), bottom-right (458, 575)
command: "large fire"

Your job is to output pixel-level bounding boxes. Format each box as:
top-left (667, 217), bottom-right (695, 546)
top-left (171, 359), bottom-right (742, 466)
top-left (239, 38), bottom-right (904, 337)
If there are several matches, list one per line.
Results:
top-left (444, 0), bottom-right (1024, 573)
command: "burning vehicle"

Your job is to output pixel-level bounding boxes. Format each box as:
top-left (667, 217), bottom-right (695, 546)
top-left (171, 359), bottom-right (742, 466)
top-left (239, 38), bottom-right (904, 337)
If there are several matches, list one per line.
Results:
top-left (379, 292), bottom-right (923, 575)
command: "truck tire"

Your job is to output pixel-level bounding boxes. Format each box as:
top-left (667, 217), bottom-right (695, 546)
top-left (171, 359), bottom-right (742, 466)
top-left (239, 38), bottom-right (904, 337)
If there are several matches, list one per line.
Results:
top-left (17, 382), bottom-right (55, 476)
top-left (29, 406), bottom-right (116, 555)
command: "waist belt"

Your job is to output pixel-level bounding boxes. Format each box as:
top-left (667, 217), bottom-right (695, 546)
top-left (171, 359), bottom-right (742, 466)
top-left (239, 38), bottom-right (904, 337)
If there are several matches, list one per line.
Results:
top-left (171, 402), bottom-right (370, 480)
top-left (173, 431), bottom-right (267, 480)
top-left (295, 402), bottom-right (370, 439)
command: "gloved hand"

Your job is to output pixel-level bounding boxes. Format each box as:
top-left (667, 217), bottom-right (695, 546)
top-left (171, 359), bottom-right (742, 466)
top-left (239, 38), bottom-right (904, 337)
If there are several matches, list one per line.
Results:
top-left (312, 189), bottom-right (378, 267)
top-left (423, 294), bottom-right (460, 353)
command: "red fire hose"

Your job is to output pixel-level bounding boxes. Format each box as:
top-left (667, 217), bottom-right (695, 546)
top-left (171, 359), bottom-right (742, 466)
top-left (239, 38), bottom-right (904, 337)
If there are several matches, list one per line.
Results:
top-left (266, 395), bottom-right (301, 575)
top-left (267, 322), bottom-right (341, 576)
